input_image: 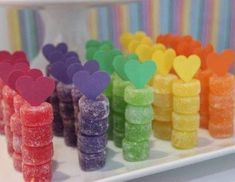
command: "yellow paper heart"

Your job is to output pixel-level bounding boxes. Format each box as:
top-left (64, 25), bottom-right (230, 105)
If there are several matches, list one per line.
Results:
top-left (141, 37), bottom-right (153, 46)
top-left (153, 43), bottom-right (166, 52)
top-left (134, 31), bottom-right (146, 41)
top-left (120, 32), bottom-right (134, 49)
top-left (128, 39), bottom-right (140, 53)
top-left (173, 55), bottom-right (201, 82)
top-left (135, 44), bottom-right (155, 62)
top-left (152, 48), bottom-right (176, 75)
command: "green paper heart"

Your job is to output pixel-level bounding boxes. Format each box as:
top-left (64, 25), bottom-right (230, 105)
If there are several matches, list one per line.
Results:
top-left (127, 54), bottom-right (139, 60)
top-left (124, 59), bottom-right (156, 88)
top-left (113, 55), bottom-right (129, 81)
top-left (86, 46), bottom-right (99, 60)
top-left (86, 40), bottom-right (101, 49)
top-left (93, 48), bottom-right (122, 74)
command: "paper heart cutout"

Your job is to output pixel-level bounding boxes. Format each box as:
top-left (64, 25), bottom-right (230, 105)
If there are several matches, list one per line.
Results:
top-left (0, 51), bottom-right (28, 64)
top-left (86, 47), bottom-right (99, 60)
top-left (93, 49), bottom-right (122, 74)
top-left (0, 62), bottom-right (29, 83)
top-left (43, 43), bottom-right (68, 62)
top-left (73, 71), bottom-right (110, 100)
top-left (15, 76), bottom-right (55, 106)
top-left (113, 55), bottom-right (129, 80)
top-left (124, 59), bottom-right (156, 88)
top-left (173, 55), bottom-right (201, 82)
top-left (7, 69), bottom-right (43, 89)
top-left (120, 32), bottom-right (134, 49)
top-left (152, 49), bottom-right (176, 75)
top-left (206, 49), bottom-right (235, 76)
top-left (0, 51), bottom-right (11, 62)
top-left (135, 44), bottom-right (154, 62)
top-left (85, 40), bottom-right (101, 49)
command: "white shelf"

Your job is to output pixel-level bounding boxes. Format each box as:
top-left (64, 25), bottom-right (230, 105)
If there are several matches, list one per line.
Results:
top-left (1, 129), bottom-right (235, 182)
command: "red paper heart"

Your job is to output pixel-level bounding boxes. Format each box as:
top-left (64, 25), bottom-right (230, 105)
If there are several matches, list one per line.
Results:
top-left (206, 49), bottom-right (235, 76)
top-left (0, 51), bottom-right (11, 62)
top-left (0, 51), bottom-right (28, 64)
top-left (15, 76), bottom-right (55, 106)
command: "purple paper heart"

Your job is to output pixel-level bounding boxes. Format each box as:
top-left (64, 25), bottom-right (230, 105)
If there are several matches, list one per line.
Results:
top-left (56, 43), bottom-right (68, 54)
top-left (67, 63), bottom-right (83, 81)
top-left (43, 43), bottom-right (68, 63)
top-left (73, 71), bottom-right (110, 100)
top-left (84, 60), bottom-right (100, 74)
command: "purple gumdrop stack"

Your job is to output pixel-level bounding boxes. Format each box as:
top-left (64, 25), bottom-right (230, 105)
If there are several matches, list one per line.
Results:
top-left (71, 86), bottom-right (83, 133)
top-left (78, 94), bottom-right (109, 171)
top-left (57, 82), bottom-right (77, 147)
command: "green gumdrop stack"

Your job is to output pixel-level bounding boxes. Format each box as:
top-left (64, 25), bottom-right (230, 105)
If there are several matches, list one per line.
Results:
top-left (112, 75), bottom-right (130, 148)
top-left (123, 85), bottom-right (154, 161)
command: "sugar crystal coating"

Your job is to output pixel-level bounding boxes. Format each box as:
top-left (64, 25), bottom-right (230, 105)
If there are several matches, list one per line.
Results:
top-left (113, 113), bottom-right (125, 132)
top-left (173, 96), bottom-right (200, 114)
top-left (13, 134), bottom-right (22, 153)
top-left (13, 152), bottom-right (22, 172)
top-left (112, 95), bottom-right (126, 113)
top-left (153, 106), bottom-right (172, 122)
top-left (5, 125), bottom-right (13, 156)
top-left (123, 139), bottom-right (149, 161)
top-left (172, 79), bottom-right (200, 97)
top-left (10, 113), bottom-right (22, 136)
top-left (13, 95), bottom-right (25, 114)
top-left (153, 93), bottom-right (172, 108)
top-left (209, 94), bottom-right (233, 108)
top-left (124, 85), bottom-right (154, 106)
top-left (77, 133), bottom-right (107, 154)
top-left (209, 122), bottom-right (233, 138)
top-left (56, 82), bottom-right (73, 102)
top-left (63, 123), bottom-right (77, 147)
top-left (153, 74), bottom-right (177, 94)
top-left (59, 102), bottom-right (74, 120)
top-left (112, 76), bottom-right (130, 97)
top-left (113, 130), bottom-right (124, 148)
top-left (209, 107), bottom-right (234, 124)
top-left (171, 130), bottom-right (197, 149)
top-left (152, 120), bottom-right (172, 140)
top-left (79, 95), bottom-right (109, 121)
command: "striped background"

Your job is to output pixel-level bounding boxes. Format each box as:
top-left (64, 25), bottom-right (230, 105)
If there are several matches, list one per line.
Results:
top-left (2, 0), bottom-right (235, 61)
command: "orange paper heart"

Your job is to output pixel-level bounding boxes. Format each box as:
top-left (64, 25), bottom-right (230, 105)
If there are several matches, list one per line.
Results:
top-left (206, 49), bottom-right (235, 76)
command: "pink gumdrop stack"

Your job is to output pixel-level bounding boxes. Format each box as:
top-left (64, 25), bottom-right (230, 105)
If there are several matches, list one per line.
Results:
top-left (2, 85), bottom-right (17, 157)
top-left (20, 102), bottom-right (54, 182)
top-left (0, 79), bottom-right (4, 134)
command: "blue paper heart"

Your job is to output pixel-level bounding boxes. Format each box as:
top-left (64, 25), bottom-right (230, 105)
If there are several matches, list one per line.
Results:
top-left (73, 70), bottom-right (110, 100)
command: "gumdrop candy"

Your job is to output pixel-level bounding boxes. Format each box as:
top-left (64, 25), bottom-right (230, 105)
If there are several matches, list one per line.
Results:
top-left (209, 73), bottom-right (234, 96)
top-left (195, 69), bottom-right (212, 94)
top-left (200, 114), bottom-right (209, 129)
top-left (56, 82), bottom-right (73, 102)
top-left (79, 115), bottom-right (108, 136)
top-left (171, 130), bottom-right (197, 149)
top-left (153, 93), bottom-right (172, 108)
top-left (113, 130), bottom-right (124, 148)
top-left (112, 77), bottom-right (130, 97)
top-left (153, 74), bottom-right (177, 94)
top-left (172, 112), bottom-right (199, 131)
top-left (122, 139), bottom-right (149, 161)
top-left (113, 113), bottom-right (125, 132)
top-left (63, 122), bottom-right (77, 147)
top-left (22, 161), bottom-right (52, 182)
top-left (52, 114), bottom-right (64, 137)
top-left (13, 152), bottom-right (22, 172)
top-left (209, 122), bottom-right (233, 138)
top-left (13, 95), bottom-right (25, 114)
top-left (22, 143), bottom-right (53, 165)
top-left (2, 85), bottom-right (16, 109)
top-left (125, 105), bottom-right (153, 124)
top-left (112, 95), bottom-right (126, 113)
top-left (59, 102), bottom-right (74, 120)
top-left (79, 150), bottom-right (106, 171)
top-left (13, 134), bottom-right (22, 153)
top-left (10, 113), bottom-right (22, 136)
top-left (79, 95), bottom-right (109, 121)
top-left (20, 103), bottom-right (53, 127)
top-left (153, 106), bottom-right (172, 121)
top-left (172, 79), bottom-right (200, 97)
top-left (5, 125), bottom-right (13, 156)
top-left (124, 85), bottom-right (153, 106)
top-left (152, 120), bottom-right (172, 140)
top-left (125, 121), bottom-right (151, 142)
top-left (209, 94), bottom-right (233, 108)
top-left (173, 96), bottom-right (200, 114)
top-left (209, 107), bottom-right (233, 124)
top-left (107, 112), bottom-right (114, 140)
top-left (77, 133), bottom-right (107, 154)
top-left (22, 124), bottom-right (53, 147)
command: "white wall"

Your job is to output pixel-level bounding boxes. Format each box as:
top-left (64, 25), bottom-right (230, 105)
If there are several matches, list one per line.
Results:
top-left (0, 8), bottom-right (10, 50)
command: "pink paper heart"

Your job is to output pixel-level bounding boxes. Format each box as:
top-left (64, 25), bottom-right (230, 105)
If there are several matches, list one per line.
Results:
top-left (15, 76), bottom-right (55, 106)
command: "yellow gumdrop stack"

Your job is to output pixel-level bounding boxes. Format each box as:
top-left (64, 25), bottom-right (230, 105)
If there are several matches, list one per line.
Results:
top-left (172, 55), bottom-right (201, 149)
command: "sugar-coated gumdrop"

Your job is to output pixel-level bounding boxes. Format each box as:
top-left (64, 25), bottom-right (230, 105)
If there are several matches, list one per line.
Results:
top-left (200, 114), bottom-right (209, 129)
top-left (113, 113), bottom-right (125, 132)
top-left (171, 130), bottom-right (197, 149)
top-left (112, 77), bottom-right (130, 97)
top-left (22, 143), bottom-right (53, 165)
top-left (107, 112), bottom-right (114, 140)
top-left (77, 133), bottom-right (107, 154)
top-left (173, 96), bottom-right (200, 114)
top-left (79, 115), bottom-right (108, 136)
top-left (122, 139), bottom-right (149, 161)
top-left (5, 125), bottom-right (13, 156)
top-left (20, 103), bottom-right (53, 127)
top-left (200, 93), bottom-right (209, 114)
top-left (63, 122), bottom-right (77, 147)
top-left (79, 150), bottom-right (106, 171)
top-left (13, 95), bottom-right (25, 114)
top-left (23, 161), bottom-right (52, 182)
top-left (172, 79), bottom-right (200, 97)
top-left (172, 112), bottom-right (199, 131)
top-left (152, 120), bottom-right (172, 140)
top-left (59, 102), bottom-right (74, 120)
top-left (79, 95), bottom-right (109, 121)
top-left (195, 69), bottom-right (212, 94)
top-left (153, 106), bottom-right (172, 121)
top-left (52, 114), bottom-right (64, 137)
top-left (125, 105), bottom-right (153, 124)
top-left (124, 85), bottom-right (153, 106)
top-left (209, 73), bottom-right (234, 96)
top-left (209, 94), bottom-right (233, 108)
top-left (153, 74), bottom-right (177, 94)
top-left (125, 121), bottom-right (151, 142)
top-left (209, 107), bottom-right (233, 124)
top-left (10, 113), bottom-right (21, 136)
top-left (113, 130), bottom-right (125, 148)
top-left (13, 134), bottom-right (22, 153)
top-left (2, 85), bottom-right (16, 109)
top-left (153, 93), bottom-right (172, 108)
top-left (209, 122), bottom-right (233, 138)
top-left (13, 152), bottom-right (22, 172)
top-left (22, 124), bottom-right (52, 147)
top-left (112, 95), bottom-right (126, 113)
top-left (56, 82), bottom-right (73, 102)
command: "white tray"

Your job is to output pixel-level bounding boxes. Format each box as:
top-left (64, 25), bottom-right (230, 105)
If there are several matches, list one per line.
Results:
top-left (1, 129), bottom-right (235, 182)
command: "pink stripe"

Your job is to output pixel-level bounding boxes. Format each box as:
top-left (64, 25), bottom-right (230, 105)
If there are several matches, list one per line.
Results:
top-left (173, 0), bottom-right (183, 34)
top-left (112, 6), bottom-right (120, 47)
top-left (202, 0), bottom-right (213, 45)
top-left (230, 0), bottom-right (235, 49)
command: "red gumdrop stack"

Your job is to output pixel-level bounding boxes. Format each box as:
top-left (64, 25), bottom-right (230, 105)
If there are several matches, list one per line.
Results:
top-left (0, 79), bottom-right (4, 134)
top-left (20, 102), bottom-right (54, 182)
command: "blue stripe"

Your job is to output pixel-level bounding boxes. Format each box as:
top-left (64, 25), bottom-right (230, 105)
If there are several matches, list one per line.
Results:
top-left (129, 2), bottom-right (140, 32)
top-left (98, 7), bottom-right (110, 41)
top-left (217, 0), bottom-right (231, 51)
top-left (160, 0), bottom-right (172, 34)
top-left (190, 0), bottom-right (203, 39)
